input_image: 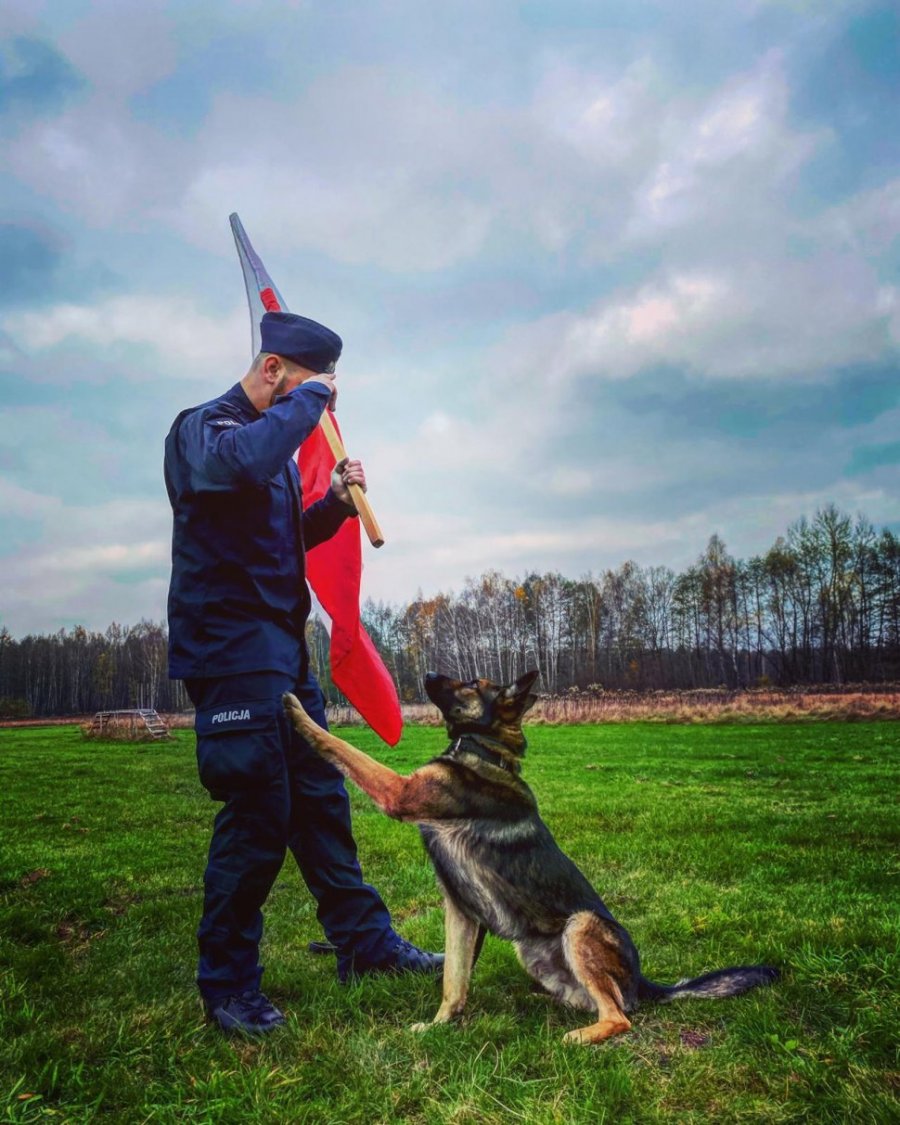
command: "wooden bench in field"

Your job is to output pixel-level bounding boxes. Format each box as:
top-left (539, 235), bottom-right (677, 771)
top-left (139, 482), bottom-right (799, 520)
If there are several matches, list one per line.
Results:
top-left (87, 709), bottom-right (170, 740)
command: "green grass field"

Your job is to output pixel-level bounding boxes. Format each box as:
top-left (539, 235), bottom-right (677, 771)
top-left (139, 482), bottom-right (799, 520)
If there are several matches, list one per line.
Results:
top-left (1, 721), bottom-right (897, 1124)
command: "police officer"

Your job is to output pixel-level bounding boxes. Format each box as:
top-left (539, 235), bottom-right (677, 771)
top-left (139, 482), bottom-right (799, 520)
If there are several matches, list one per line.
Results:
top-left (165, 311), bottom-right (443, 1035)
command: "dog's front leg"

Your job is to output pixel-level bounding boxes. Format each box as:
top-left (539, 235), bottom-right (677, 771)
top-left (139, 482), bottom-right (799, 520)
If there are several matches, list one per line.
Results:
top-left (412, 896), bottom-right (482, 1032)
top-left (284, 693), bottom-right (470, 823)
top-left (283, 691), bottom-right (409, 818)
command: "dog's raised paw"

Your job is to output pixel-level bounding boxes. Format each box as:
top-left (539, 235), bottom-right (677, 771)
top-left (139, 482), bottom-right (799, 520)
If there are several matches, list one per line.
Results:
top-left (282, 692), bottom-right (306, 725)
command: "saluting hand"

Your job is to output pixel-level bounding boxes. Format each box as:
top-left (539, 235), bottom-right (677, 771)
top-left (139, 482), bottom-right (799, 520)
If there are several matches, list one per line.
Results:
top-left (304, 372), bottom-right (338, 411)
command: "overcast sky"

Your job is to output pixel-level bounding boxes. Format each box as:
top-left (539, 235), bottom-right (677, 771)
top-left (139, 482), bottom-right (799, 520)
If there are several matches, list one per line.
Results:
top-left (1, 0), bottom-right (898, 637)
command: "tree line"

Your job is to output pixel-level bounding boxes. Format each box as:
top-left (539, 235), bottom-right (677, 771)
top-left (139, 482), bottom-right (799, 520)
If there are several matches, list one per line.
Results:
top-left (0, 620), bottom-right (187, 720)
top-left (1, 505), bottom-right (898, 718)
top-left (361, 505), bottom-right (900, 701)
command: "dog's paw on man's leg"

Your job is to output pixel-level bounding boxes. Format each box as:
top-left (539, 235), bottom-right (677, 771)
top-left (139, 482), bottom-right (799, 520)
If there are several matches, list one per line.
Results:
top-left (282, 691), bottom-right (325, 745)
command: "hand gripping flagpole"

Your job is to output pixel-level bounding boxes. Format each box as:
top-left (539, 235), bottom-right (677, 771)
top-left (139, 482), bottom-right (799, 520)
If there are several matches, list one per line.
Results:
top-left (229, 213), bottom-right (384, 547)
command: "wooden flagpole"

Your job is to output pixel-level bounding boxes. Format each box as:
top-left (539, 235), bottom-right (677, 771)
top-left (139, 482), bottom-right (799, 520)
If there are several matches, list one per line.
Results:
top-left (318, 411), bottom-right (385, 548)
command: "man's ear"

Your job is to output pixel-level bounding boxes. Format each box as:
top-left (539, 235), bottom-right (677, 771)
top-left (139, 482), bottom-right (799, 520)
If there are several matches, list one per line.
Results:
top-left (261, 354), bottom-right (283, 383)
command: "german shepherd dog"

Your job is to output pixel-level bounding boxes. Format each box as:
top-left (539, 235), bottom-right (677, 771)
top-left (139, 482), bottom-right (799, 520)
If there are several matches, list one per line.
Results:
top-left (283, 671), bottom-right (778, 1044)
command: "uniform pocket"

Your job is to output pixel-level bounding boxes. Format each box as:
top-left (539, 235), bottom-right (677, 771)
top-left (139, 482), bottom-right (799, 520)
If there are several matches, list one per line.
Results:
top-left (194, 699), bottom-right (283, 800)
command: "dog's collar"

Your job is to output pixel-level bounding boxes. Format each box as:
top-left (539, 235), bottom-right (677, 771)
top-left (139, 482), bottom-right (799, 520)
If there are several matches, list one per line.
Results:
top-left (447, 735), bottom-right (520, 775)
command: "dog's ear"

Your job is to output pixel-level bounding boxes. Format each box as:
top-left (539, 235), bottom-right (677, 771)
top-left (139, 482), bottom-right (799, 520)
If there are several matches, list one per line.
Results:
top-left (513, 670), bottom-right (539, 693)
top-left (502, 670), bottom-right (539, 715)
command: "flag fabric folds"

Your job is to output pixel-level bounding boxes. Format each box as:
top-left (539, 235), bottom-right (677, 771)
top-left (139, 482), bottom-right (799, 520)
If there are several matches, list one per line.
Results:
top-left (298, 420), bottom-right (403, 746)
top-left (229, 213), bottom-right (403, 745)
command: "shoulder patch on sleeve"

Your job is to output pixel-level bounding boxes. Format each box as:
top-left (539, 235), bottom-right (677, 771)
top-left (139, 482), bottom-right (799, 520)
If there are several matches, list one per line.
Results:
top-left (206, 417), bottom-right (242, 428)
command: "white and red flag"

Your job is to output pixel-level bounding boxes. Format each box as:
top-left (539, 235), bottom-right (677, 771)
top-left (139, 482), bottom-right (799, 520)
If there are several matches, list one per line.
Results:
top-left (230, 213), bottom-right (403, 746)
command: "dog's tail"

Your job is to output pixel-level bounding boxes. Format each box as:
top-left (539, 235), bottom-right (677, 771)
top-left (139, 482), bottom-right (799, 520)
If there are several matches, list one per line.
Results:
top-left (639, 964), bottom-right (779, 1003)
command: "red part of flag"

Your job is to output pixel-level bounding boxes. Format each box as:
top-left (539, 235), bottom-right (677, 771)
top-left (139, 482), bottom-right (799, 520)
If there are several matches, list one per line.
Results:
top-left (259, 287), bottom-right (280, 312)
top-left (299, 417), bottom-right (403, 746)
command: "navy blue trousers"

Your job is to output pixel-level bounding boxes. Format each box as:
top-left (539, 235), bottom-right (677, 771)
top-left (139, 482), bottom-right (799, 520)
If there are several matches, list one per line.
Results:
top-left (186, 670), bottom-right (394, 1002)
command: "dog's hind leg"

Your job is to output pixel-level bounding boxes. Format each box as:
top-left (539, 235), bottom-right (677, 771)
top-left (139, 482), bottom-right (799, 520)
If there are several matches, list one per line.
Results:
top-left (412, 895), bottom-right (482, 1031)
top-left (561, 912), bottom-right (634, 1045)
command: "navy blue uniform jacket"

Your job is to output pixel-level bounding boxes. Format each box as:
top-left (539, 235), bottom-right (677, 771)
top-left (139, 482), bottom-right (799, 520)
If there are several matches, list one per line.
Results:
top-left (164, 380), bottom-right (353, 679)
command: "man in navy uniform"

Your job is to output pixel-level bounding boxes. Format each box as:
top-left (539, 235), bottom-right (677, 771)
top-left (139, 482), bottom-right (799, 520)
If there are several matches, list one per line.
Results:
top-left (165, 311), bottom-right (442, 1035)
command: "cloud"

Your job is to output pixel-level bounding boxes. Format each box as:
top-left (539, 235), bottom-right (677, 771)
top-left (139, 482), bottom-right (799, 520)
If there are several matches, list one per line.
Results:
top-left (182, 156), bottom-right (492, 274)
top-left (490, 158), bottom-right (900, 389)
top-left (0, 330), bottom-right (24, 368)
top-left (3, 294), bottom-right (247, 377)
top-left (0, 485), bottom-right (171, 635)
top-left (6, 104), bottom-right (192, 227)
top-left (812, 177), bottom-right (900, 256)
top-left (0, 19), bottom-right (852, 286)
top-left (2, 37), bottom-right (797, 276)
top-left (0, 218), bottom-right (118, 312)
top-left (52, 2), bottom-right (177, 99)
top-left (1, 1), bottom-right (898, 638)
top-left (1, 12), bottom-right (185, 226)
top-left (173, 72), bottom-right (503, 272)
top-left (0, 223), bottom-right (64, 306)
top-left (360, 472), bottom-right (900, 605)
top-left (0, 477), bottom-right (60, 522)
top-left (629, 53), bottom-right (822, 235)
top-left (847, 438), bottom-right (900, 477)
top-left (498, 257), bottom-right (895, 385)
top-left (350, 344), bottom-right (900, 610)
top-left (0, 36), bottom-right (84, 119)
top-left (0, 401), bottom-right (153, 511)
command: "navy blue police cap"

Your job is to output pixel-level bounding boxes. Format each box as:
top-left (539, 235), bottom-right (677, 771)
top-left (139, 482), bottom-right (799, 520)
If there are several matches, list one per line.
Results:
top-left (259, 311), bottom-right (342, 373)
